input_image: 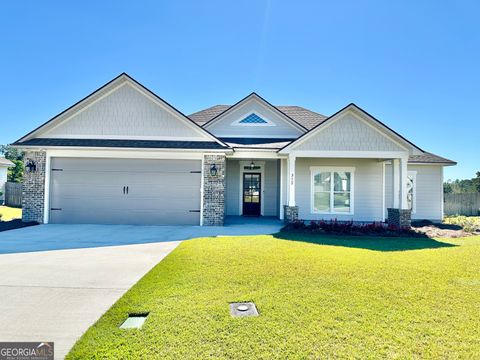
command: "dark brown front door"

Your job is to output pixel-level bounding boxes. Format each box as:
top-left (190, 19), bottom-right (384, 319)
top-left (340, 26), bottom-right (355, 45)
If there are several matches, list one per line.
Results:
top-left (243, 173), bottom-right (261, 216)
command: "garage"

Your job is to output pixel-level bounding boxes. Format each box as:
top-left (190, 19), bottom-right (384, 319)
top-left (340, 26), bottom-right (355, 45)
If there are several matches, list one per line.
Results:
top-left (49, 158), bottom-right (202, 225)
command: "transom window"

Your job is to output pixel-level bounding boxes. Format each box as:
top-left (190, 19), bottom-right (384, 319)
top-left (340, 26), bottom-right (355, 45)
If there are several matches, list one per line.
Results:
top-left (311, 167), bottom-right (355, 214)
top-left (239, 113), bottom-right (268, 124)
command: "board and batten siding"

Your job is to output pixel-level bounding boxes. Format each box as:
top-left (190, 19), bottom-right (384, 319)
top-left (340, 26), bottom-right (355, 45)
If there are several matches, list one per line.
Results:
top-left (225, 159), bottom-right (279, 216)
top-left (385, 164), bottom-right (443, 221)
top-left (295, 158), bottom-right (384, 221)
top-left (205, 100), bottom-right (304, 138)
top-left (292, 113), bottom-right (405, 152)
top-left (39, 84), bottom-right (206, 140)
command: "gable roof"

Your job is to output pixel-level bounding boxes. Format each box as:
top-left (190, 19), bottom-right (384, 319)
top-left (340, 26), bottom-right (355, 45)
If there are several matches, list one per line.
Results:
top-left (199, 93), bottom-right (309, 133)
top-left (279, 103), bottom-right (424, 153)
top-left (189, 104), bottom-right (327, 130)
top-left (408, 152), bottom-right (456, 165)
top-left (13, 73), bottom-right (228, 148)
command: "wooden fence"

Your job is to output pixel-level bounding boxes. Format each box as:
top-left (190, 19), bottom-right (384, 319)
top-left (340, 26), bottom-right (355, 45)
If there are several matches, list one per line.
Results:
top-left (5, 182), bottom-right (22, 208)
top-left (444, 193), bottom-right (480, 216)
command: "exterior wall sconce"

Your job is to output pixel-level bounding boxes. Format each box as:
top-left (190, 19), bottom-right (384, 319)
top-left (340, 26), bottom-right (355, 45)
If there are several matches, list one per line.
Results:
top-left (25, 159), bottom-right (37, 173)
top-left (249, 161), bottom-right (256, 170)
top-left (210, 164), bottom-right (218, 176)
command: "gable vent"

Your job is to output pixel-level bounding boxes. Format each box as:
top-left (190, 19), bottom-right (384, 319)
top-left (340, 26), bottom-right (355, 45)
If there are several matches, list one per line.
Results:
top-left (239, 113), bottom-right (268, 124)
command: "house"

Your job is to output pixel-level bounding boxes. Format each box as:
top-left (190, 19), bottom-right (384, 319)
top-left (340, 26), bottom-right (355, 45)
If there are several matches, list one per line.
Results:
top-left (0, 158), bottom-right (14, 205)
top-left (12, 73), bottom-right (455, 226)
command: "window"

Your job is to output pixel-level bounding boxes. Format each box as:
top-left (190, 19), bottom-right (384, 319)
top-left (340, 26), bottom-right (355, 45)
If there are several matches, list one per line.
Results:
top-left (407, 171), bottom-right (416, 213)
top-left (239, 113), bottom-right (268, 124)
top-left (311, 167), bottom-right (354, 214)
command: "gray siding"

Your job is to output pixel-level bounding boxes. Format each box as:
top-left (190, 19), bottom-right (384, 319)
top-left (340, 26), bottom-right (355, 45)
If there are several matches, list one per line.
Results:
top-left (384, 164), bottom-right (443, 221)
top-left (296, 158), bottom-right (383, 221)
top-left (206, 100), bottom-right (304, 138)
top-left (225, 159), bottom-right (279, 216)
top-left (41, 84), bottom-right (207, 140)
top-left (293, 113), bottom-right (405, 152)
top-left (409, 165), bottom-right (443, 221)
top-left (225, 160), bottom-right (240, 215)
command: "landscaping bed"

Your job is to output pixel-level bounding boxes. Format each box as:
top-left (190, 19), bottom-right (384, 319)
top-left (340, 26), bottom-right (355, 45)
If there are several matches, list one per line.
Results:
top-left (0, 219), bottom-right (38, 232)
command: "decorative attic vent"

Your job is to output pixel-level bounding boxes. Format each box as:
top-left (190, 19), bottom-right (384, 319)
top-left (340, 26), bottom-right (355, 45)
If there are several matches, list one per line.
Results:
top-left (239, 113), bottom-right (268, 124)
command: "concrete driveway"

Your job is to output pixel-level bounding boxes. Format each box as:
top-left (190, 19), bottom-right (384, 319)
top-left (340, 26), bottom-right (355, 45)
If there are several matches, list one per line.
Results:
top-left (0, 218), bottom-right (283, 359)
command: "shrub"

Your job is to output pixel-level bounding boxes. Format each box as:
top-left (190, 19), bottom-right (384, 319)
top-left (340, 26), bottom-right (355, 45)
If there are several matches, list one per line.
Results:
top-left (444, 216), bottom-right (480, 233)
top-left (282, 219), bottom-right (421, 237)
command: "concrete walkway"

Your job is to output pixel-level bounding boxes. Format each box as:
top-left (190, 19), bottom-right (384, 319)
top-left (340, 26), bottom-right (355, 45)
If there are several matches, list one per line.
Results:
top-left (0, 216), bottom-right (283, 254)
top-left (0, 241), bottom-right (180, 359)
top-left (0, 217), bottom-right (283, 358)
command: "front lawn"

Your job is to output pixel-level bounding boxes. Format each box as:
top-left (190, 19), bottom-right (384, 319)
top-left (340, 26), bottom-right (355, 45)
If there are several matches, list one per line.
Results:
top-left (67, 234), bottom-right (480, 359)
top-left (0, 206), bottom-right (21, 221)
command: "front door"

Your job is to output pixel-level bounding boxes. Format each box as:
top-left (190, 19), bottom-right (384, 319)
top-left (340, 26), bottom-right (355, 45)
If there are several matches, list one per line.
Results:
top-left (243, 173), bottom-right (261, 216)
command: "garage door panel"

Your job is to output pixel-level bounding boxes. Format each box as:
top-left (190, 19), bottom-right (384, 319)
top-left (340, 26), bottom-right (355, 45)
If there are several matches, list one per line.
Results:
top-left (49, 158), bottom-right (201, 225)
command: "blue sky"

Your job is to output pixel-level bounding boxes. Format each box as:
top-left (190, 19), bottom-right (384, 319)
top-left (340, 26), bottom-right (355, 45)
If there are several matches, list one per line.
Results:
top-left (1, 0), bottom-right (478, 179)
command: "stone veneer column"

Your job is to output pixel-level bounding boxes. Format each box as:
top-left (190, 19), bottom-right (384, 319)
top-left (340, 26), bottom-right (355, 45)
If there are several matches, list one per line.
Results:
top-left (283, 205), bottom-right (299, 224)
top-left (22, 151), bottom-right (46, 223)
top-left (202, 154), bottom-right (226, 226)
top-left (387, 208), bottom-right (412, 228)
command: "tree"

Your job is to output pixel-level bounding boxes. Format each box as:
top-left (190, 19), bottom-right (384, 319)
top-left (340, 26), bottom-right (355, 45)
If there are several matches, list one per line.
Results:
top-left (0, 145), bottom-right (24, 183)
top-left (475, 171), bottom-right (480, 193)
top-left (444, 171), bottom-right (480, 194)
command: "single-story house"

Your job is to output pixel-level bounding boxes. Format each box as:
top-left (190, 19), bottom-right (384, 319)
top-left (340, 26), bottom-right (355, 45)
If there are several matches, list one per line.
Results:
top-left (0, 158), bottom-right (14, 204)
top-left (12, 73), bottom-right (455, 226)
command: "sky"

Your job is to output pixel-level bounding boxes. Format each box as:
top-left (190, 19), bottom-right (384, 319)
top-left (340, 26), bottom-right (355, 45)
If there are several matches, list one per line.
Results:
top-left (0, 0), bottom-right (478, 180)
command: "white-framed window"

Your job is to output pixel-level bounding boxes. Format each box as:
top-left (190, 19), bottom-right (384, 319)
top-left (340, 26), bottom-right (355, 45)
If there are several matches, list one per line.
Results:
top-left (407, 171), bottom-right (417, 214)
top-left (310, 167), bottom-right (355, 214)
top-left (231, 112), bottom-right (276, 127)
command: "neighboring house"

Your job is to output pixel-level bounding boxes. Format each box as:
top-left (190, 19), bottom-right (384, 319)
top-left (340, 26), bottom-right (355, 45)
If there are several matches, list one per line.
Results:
top-left (12, 73), bottom-right (455, 226)
top-left (0, 157), bottom-right (14, 204)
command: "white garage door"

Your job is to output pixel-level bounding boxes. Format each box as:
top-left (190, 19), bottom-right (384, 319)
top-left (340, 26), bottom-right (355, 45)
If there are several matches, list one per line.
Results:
top-left (49, 158), bottom-right (202, 225)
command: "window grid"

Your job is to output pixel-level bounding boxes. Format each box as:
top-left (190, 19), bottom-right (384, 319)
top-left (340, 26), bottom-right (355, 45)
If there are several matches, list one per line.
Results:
top-left (239, 113), bottom-right (268, 124)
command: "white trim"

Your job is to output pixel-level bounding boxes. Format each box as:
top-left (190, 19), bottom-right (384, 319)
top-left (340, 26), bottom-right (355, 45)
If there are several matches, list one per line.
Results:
top-left (238, 161), bottom-right (265, 216)
top-left (46, 149), bottom-right (209, 160)
top-left (393, 159), bottom-right (400, 208)
top-left (227, 151), bottom-right (284, 159)
top-left (441, 168), bottom-right (444, 219)
top-left (407, 170), bottom-right (417, 214)
top-left (200, 156), bottom-right (205, 226)
top-left (310, 166), bottom-right (355, 215)
top-left (400, 156), bottom-right (408, 209)
top-left (231, 112), bottom-right (276, 127)
top-left (43, 154), bottom-right (51, 224)
top-left (287, 150), bottom-right (408, 158)
top-left (279, 158), bottom-right (284, 220)
top-left (280, 105), bottom-right (419, 153)
top-left (287, 155), bottom-right (296, 206)
top-left (382, 161), bottom-right (386, 221)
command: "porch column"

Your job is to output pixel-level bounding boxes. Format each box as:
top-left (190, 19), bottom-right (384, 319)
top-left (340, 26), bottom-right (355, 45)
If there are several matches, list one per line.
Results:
top-left (387, 156), bottom-right (411, 227)
top-left (284, 154), bottom-right (299, 223)
top-left (287, 154), bottom-right (296, 206)
top-left (399, 156), bottom-right (408, 210)
top-left (392, 158), bottom-right (400, 208)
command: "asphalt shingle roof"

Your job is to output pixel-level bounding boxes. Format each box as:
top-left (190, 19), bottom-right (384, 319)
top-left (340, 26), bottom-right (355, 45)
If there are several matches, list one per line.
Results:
top-left (15, 138), bottom-right (227, 149)
top-left (188, 105), bottom-right (327, 130)
top-left (408, 152), bottom-right (456, 165)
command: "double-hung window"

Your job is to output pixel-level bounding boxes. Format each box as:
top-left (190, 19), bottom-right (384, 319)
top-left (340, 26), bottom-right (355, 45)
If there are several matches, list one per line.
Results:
top-left (311, 167), bottom-right (355, 214)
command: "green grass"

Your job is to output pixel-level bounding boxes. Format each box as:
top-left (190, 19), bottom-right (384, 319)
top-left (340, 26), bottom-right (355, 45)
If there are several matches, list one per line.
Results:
top-left (67, 234), bottom-right (480, 359)
top-left (0, 206), bottom-right (21, 221)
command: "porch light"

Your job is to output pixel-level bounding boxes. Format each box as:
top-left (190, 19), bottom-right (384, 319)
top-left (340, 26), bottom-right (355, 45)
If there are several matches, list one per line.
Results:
top-left (249, 161), bottom-right (256, 170)
top-left (25, 159), bottom-right (37, 173)
top-left (210, 164), bottom-right (218, 176)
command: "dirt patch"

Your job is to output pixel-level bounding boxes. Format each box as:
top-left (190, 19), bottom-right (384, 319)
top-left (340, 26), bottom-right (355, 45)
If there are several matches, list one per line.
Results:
top-left (0, 219), bottom-right (38, 232)
top-left (411, 221), bottom-right (476, 238)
